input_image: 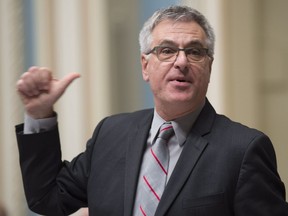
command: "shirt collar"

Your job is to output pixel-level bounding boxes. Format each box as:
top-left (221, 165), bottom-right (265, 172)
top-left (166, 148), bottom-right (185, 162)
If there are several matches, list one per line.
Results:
top-left (151, 103), bottom-right (204, 147)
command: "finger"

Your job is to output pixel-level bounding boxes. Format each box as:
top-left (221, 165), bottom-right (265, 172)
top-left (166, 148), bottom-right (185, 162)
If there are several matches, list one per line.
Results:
top-left (18, 67), bottom-right (52, 96)
top-left (27, 66), bottom-right (40, 73)
top-left (18, 72), bottom-right (40, 96)
top-left (28, 67), bottom-right (52, 91)
top-left (36, 67), bottom-right (53, 91)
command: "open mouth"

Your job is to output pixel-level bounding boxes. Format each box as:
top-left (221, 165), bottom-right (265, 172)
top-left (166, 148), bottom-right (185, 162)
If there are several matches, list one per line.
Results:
top-left (169, 79), bottom-right (191, 88)
top-left (168, 75), bottom-right (192, 85)
top-left (173, 77), bottom-right (191, 83)
top-left (176, 79), bottom-right (186, 82)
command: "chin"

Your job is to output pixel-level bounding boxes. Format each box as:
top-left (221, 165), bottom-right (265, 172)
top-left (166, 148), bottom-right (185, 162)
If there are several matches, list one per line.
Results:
top-left (168, 94), bottom-right (195, 103)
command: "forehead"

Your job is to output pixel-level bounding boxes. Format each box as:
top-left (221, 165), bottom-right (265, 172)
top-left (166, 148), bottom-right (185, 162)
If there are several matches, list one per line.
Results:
top-left (151, 20), bottom-right (207, 47)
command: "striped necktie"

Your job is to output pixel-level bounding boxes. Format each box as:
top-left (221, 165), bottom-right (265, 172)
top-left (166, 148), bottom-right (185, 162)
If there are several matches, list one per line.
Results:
top-left (138, 122), bottom-right (174, 216)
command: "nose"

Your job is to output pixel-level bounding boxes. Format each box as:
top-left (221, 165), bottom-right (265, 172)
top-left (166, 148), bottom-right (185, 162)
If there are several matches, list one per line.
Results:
top-left (173, 50), bottom-right (189, 71)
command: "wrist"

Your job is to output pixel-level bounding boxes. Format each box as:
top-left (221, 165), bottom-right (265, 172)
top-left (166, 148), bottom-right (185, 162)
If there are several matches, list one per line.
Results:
top-left (26, 108), bottom-right (55, 119)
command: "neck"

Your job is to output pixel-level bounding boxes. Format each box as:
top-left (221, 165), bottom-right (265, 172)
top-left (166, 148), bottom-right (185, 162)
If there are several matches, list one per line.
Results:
top-left (155, 99), bottom-right (205, 121)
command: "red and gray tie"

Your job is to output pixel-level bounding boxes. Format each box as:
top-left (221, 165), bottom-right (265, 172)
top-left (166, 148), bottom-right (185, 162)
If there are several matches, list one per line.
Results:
top-left (139, 122), bottom-right (174, 216)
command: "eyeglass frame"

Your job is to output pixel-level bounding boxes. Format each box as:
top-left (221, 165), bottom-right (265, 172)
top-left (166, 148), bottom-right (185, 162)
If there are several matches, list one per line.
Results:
top-left (145, 45), bottom-right (211, 63)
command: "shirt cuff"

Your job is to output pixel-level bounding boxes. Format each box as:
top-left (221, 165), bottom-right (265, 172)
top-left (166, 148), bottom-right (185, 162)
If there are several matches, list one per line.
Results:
top-left (24, 113), bottom-right (57, 134)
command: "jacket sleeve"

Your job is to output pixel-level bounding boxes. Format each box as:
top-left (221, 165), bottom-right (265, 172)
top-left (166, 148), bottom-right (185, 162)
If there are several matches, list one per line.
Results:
top-left (234, 133), bottom-right (288, 215)
top-left (15, 119), bottom-right (105, 216)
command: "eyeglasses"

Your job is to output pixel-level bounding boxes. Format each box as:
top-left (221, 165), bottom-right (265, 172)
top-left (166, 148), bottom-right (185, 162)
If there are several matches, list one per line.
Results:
top-left (145, 46), bottom-right (209, 63)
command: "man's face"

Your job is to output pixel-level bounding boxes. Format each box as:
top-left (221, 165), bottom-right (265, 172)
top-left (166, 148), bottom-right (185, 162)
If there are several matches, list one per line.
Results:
top-left (141, 20), bottom-right (213, 115)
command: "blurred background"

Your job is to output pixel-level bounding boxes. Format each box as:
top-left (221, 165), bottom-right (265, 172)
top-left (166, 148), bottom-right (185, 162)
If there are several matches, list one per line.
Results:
top-left (0, 0), bottom-right (287, 215)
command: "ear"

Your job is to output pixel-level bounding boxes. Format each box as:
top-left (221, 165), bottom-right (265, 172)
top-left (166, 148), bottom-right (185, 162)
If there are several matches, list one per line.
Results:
top-left (209, 57), bottom-right (214, 72)
top-left (207, 57), bottom-right (214, 83)
top-left (141, 54), bottom-right (149, 82)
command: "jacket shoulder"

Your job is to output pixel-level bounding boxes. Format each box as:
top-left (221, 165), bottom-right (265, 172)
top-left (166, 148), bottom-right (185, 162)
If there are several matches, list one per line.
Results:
top-left (214, 113), bottom-right (265, 138)
top-left (104, 109), bottom-right (154, 123)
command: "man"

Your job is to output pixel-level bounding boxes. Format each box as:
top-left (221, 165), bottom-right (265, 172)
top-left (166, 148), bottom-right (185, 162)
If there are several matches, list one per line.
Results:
top-left (16, 5), bottom-right (288, 216)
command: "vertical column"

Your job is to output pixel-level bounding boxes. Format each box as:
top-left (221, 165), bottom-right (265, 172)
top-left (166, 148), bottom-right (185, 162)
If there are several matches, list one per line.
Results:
top-left (107, 0), bottom-right (141, 113)
top-left (0, 0), bottom-right (27, 215)
top-left (49, 0), bottom-right (87, 160)
top-left (225, 0), bottom-right (261, 128)
top-left (34, 1), bottom-right (54, 67)
top-left (33, 0), bottom-right (116, 160)
top-left (85, 0), bottom-right (113, 126)
top-left (260, 0), bottom-right (288, 190)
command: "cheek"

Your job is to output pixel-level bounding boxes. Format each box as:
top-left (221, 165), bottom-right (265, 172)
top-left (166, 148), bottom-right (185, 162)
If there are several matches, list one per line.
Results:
top-left (195, 63), bottom-right (211, 83)
top-left (202, 70), bottom-right (211, 83)
top-left (144, 62), bottom-right (163, 83)
top-left (148, 73), bottom-right (161, 89)
top-left (199, 72), bottom-right (211, 87)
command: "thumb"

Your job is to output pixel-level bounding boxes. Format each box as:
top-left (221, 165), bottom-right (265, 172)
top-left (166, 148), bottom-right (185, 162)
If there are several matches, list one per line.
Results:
top-left (58, 73), bottom-right (81, 92)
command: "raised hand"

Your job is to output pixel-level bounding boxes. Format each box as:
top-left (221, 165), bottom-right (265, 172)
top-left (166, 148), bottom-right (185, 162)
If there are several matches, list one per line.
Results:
top-left (16, 66), bottom-right (80, 119)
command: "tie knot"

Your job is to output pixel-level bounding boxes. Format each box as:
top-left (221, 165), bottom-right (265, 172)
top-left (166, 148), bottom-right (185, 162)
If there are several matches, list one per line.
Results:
top-left (158, 122), bottom-right (174, 141)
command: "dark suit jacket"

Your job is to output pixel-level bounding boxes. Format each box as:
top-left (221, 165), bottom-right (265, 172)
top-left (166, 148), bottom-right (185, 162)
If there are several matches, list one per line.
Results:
top-left (16, 100), bottom-right (288, 216)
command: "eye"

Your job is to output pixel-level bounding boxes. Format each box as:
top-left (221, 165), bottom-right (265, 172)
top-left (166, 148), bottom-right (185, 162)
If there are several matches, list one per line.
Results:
top-left (186, 47), bottom-right (203, 56)
top-left (158, 47), bottom-right (177, 56)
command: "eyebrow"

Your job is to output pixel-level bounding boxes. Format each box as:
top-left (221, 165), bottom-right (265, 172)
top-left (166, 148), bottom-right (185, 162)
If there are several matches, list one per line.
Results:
top-left (158, 39), bottom-right (205, 48)
top-left (158, 40), bottom-right (177, 47)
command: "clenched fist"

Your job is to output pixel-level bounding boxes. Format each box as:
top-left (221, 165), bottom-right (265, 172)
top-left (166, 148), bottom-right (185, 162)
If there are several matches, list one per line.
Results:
top-left (16, 66), bottom-right (80, 119)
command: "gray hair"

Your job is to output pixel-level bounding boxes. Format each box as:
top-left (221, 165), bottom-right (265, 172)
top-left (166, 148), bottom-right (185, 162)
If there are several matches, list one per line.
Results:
top-left (139, 5), bottom-right (215, 57)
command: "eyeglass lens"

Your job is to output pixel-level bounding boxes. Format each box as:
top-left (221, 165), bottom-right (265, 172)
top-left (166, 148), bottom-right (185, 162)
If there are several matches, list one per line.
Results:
top-left (155, 46), bottom-right (207, 62)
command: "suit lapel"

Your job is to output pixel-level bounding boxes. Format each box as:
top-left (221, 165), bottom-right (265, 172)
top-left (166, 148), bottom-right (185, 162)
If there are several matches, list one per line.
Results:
top-left (156, 100), bottom-right (216, 216)
top-left (156, 134), bottom-right (208, 216)
top-left (124, 110), bottom-right (153, 216)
